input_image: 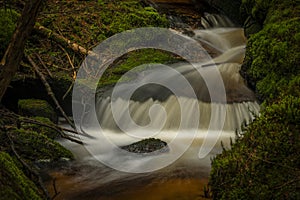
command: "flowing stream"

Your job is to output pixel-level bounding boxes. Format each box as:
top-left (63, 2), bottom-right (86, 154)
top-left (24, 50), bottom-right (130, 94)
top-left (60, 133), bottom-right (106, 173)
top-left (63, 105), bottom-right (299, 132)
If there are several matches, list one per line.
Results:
top-left (45, 12), bottom-right (260, 200)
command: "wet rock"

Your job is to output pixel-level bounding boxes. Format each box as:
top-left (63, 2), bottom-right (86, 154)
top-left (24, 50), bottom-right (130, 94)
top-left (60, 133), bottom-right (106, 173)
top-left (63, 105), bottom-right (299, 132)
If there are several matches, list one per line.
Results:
top-left (121, 138), bottom-right (169, 154)
top-left (2, 72), bottom-right (73, 115)
top-left (202, 0), bottom-right (242, 25)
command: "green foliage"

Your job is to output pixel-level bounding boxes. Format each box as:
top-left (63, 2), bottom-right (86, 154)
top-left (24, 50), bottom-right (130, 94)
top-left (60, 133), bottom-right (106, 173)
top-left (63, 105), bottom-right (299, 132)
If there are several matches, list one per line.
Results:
top-left (265, 0), bottom-right (300, 24)
top-left (28, 0), bottom-right (170, 93)
top-left (0, 109), bottom-right (73, 199)
top-left (40, 0), bottom-right (168, 48)
top-left (240, 0), bottom-right (271, 24)
top-left (0, 8), bottom-right (19, 57)
top-left (242, 18), bottom-right (300, 100)
top-left (210, 94), bottom-right (300, 199)
top-left (0, 152), bottom-right (42, 200)
top-left (9, 128), bottom-right (73, 161)
top-left (211, 1), bottom-right (300, 199)
top-left (98, 49), bottom-right (179, 87)
top-left (20, 116), bottom-right (60, 139)
top-left (18, 99), bottom-right (57, 123)
top-left (98, 1), bottom-right (169, 36)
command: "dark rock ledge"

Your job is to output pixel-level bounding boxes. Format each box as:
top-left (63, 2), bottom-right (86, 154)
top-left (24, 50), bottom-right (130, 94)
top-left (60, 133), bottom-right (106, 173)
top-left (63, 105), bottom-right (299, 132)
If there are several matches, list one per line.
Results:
top-left (121, 138), bottom-right (169, 155)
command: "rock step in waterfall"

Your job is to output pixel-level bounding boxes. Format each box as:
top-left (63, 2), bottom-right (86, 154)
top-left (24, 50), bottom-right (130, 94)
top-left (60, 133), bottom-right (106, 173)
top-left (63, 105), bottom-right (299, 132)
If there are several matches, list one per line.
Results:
top-left (95, 17), bottom-right (260, 132)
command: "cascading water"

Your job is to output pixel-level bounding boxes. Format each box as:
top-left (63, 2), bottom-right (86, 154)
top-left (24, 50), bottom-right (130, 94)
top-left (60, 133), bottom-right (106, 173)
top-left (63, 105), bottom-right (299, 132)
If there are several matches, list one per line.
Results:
top-left (47, 12), bottom-right (260, 200)
top-left (95, 27), bottom-right (259, 132)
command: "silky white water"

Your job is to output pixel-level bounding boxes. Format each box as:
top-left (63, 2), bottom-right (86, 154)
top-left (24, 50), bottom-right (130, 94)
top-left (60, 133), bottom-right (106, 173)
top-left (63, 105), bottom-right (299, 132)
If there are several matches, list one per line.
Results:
top-left (51, 14), bottom-right (260, 199)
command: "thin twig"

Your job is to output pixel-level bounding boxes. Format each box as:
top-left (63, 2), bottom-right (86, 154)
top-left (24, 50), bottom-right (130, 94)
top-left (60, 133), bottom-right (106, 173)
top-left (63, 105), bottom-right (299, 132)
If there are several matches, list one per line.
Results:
top-left (0, 109), bottom-right (83, 145)
top-left (35, 53), bottom-right (53, 78)
top-left (57, 44), bottom-right (77, 79)
top-left (57, 44), bottom-right (76, 100)
top-left (250, 153), bottom-right (299, 171)
top-left (62, 81), bottom-right (74, 100)
top-left (34, 24), bottom-right (97, 57)
top-left (26, 54), bottom-right (75, 129)
top-left (19, 117), bottom-right (83, 145)
top-left (51, 177), bottom-right (60, 200)
top-left (273, 178), bottom-right (300, 190)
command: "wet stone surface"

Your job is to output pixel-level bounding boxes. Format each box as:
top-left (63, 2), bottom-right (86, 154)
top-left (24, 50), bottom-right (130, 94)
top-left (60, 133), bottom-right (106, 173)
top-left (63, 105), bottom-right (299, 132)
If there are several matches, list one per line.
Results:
top-left (121, 138), bottom-right (169, 154)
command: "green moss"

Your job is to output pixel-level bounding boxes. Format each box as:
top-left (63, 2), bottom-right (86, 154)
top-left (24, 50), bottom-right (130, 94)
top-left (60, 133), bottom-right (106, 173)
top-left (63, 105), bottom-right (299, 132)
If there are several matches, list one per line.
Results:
top-left (0, 9), bottom-right (20, 57)
top-left (265, 0), bottom-right (300, 24)
top-left (98, 49), bottom-right (179, 87)
top-left (102, 2), bottom-right (169, 36)
top-left (9, 128), bottom-right (73, 161)
top-left (210, 1), bottom-right (300, 199)
top-left (0, 152), bottom-right (42, 200)
top-left (39, 0), bottom-right (168, 48)
top-left (18, 99), bottom-right (58, 123)
top-left (20, 116), bottom-right (60, 139)
top-left (242, 18), bottom-right (300, 100)
top-left (241, 0), bottom-right (300, 36)
top-left (210, 94), bottom-right (300, 199)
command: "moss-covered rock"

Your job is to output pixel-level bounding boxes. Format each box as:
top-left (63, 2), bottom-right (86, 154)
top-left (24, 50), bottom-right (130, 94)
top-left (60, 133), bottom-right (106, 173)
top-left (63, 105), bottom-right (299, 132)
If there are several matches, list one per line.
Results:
top-left (18, 99), bottom-right (58, 123)
top-left (242, 18), bottom-right (300, 101)
top-left (209, 94), bottom-right (300, 199)
top-left (210, 0), bottom-right (300, 199)
top-left (97, 49), bottom-right (179, 88)
top-left (20, 116), bottom-right (60, 139)
top-left (9, 128), bottom-right (73, 162)
top-left (0, 152), bottom-right (42, 200)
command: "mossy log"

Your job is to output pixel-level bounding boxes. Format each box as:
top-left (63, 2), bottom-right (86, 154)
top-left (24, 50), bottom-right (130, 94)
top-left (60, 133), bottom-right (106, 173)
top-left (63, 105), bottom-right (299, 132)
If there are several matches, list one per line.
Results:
top-left (0, 152), bottom-right (42, 200)
top-left (34, 25), bottom-right (97, 57)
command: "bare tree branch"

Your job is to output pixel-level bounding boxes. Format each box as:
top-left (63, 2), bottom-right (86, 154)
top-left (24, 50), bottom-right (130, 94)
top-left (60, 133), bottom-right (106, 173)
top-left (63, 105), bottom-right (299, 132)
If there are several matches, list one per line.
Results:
top-left (34, 24), bottom-right (97, 57)
top-left (26, 54), bottom-right (75, 129)
top-left (0, 0), bottom-right (45, 101)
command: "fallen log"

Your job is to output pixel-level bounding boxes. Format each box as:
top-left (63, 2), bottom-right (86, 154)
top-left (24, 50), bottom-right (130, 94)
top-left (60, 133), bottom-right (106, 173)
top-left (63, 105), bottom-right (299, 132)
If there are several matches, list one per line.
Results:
top-left (34, 24), bottom-right (97, 57)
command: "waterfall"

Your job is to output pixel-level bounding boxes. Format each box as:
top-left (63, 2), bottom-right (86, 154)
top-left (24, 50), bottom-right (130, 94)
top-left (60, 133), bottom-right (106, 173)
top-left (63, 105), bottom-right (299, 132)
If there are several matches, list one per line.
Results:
top-left (95, 27), bottom-right (259, 133)
top-left (52, 12), bottom-right (261, 199)
top-left (97, 96), bottom-right (259, 131)
top-left (67, 14), bottom-right (262, 173)
top-left (200, 13), bottom-right (235, 29)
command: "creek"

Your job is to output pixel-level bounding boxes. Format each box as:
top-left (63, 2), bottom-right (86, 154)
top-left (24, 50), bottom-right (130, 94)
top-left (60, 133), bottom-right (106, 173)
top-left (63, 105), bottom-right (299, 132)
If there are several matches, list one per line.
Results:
top-left (45, 3), bottom-right (259, 200)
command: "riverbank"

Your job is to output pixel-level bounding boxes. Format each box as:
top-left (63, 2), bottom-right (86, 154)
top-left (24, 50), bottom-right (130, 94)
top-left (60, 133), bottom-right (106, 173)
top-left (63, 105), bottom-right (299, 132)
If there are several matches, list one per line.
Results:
top-left (209, 0), bottom-right (300, 199)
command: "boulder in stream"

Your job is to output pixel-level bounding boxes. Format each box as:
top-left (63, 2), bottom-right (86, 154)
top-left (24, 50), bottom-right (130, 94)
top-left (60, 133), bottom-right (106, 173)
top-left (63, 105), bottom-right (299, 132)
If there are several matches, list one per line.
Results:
top-left (121, 138), bottom-right (169, 154)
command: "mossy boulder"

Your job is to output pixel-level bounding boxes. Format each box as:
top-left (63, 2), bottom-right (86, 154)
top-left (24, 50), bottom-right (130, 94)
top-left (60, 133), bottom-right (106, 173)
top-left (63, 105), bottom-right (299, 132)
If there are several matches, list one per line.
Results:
top-left (241, 18), bottom-right (300, 101)
top-left (9, 128), bottom-right (73, 162)
top-left (0, 152), bottom-right (42, 200)
top-left (210, 0), bottom-right (300, 199)
top-left (20, 116), bottom-right (60, 139)
top-left (121, 138), bottom-right (169, 154)
top-left (97, 49), bottom-right (179, 88)
top-left (209, 94), bottom-right (300, 199)
top-left (18, 99), bottom-right (58, 123)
